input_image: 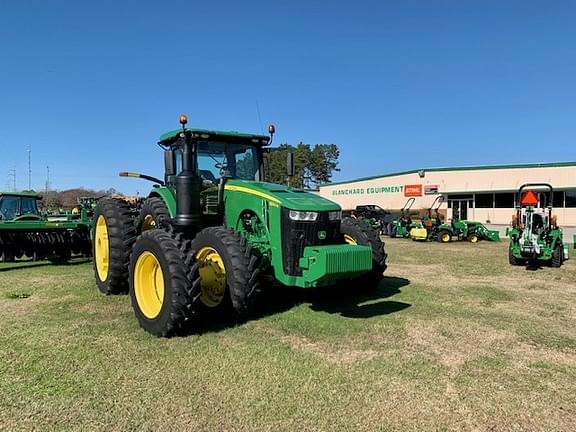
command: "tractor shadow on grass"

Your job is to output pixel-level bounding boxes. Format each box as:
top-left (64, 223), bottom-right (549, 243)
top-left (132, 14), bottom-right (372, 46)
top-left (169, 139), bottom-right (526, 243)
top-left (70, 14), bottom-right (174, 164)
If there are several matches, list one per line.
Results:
top-left (195, 276), bottom-right (412, 334)
top-left (0, 258), bottom-right (91, 272)
top-left (306, 276), bottom-right (411, 318)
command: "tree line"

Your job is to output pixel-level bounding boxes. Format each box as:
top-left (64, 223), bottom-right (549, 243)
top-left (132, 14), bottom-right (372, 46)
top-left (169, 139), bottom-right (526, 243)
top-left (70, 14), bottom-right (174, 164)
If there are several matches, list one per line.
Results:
top-left (264, 142), bottom-right (340, 189)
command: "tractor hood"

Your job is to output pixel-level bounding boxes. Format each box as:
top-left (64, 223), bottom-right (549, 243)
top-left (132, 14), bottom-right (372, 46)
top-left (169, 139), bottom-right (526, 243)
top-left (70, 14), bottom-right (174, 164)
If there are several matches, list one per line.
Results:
top-left (225, 180), bottom-right (340, 212)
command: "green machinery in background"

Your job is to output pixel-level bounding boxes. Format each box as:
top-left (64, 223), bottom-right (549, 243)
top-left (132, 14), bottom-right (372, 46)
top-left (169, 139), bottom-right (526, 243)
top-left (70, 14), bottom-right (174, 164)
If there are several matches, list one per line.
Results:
top-left (0, 192), bottom-right (92, 262)
top-left (427, 218), bottom-right (501, 243)
top-left (402, 194), bottom-right (500, 243)
top-left (92, 115), bottom-right (387, 337)
top-left (507, 183), bottom-right (569, 267)
top-left (415, 196), bottom-right (500, 243)
top-left (409, 195), bottom-right (444, 241)
top-left (386, 198), bottom-right (420, 238)
top-left (351, 204), bottom-right (393, 236)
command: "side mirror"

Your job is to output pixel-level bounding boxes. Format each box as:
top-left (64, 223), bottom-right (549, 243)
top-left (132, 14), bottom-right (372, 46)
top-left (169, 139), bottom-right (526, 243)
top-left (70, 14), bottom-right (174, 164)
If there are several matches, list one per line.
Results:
top-left (287, 152), bottom-right (295, 177)
top-left (165, 149), bottom-right (176, 177)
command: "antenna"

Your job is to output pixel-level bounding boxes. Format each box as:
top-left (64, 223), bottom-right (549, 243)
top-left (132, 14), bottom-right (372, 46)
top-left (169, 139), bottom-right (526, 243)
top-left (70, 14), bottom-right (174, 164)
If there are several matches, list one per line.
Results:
top-left (8, 168), bottom-right (16, 192)
top-left (27, 145), bottom-right (32, 190)
top-left (45, 165), bottom-right (50, 194)
top-left (255, 100), bottom-right (264, 135)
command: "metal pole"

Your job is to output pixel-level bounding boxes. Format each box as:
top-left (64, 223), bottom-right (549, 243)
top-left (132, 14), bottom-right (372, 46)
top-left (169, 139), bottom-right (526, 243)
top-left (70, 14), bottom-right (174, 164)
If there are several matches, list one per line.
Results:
top-left (28, 145), bottom-right (31, 190)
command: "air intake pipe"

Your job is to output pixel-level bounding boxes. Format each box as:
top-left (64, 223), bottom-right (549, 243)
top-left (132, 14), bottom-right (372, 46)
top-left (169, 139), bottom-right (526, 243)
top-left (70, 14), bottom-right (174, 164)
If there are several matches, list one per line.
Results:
top-left (171, 115), bottom-right (203, 234)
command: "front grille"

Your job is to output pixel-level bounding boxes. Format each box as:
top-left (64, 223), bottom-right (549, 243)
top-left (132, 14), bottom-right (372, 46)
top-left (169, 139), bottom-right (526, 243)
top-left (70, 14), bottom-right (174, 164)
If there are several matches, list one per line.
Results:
top-left (280, 209), bottom-right (343, 276)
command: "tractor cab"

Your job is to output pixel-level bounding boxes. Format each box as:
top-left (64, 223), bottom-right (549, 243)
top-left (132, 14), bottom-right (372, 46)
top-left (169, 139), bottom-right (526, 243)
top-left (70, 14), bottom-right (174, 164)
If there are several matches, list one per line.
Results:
top-left (159, 127), bottom-right (269, 186)
top-left (0, 192), bottom-right (42, 222)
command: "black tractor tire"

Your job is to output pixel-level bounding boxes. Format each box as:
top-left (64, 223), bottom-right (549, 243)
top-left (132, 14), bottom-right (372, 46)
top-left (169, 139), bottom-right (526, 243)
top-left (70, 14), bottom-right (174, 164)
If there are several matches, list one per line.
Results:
top-left (551, 243), bottom-right (563, 268)
top-left (340, 217), bottom-right (387, 290)
top-left (438, 230), bottom-right (452, 243)
top-left (129, 229), bottom-right (201, 337)
top-left (508, 246), bottom-right (523, 266)
top-left (190, 226), bottom-right (263, 318)
top-left (137, 197), bottom-right (170, 233)
top-left (467, 234), bottom-right (479, 243)
top-left (92, 198), bottom-right (137, 295)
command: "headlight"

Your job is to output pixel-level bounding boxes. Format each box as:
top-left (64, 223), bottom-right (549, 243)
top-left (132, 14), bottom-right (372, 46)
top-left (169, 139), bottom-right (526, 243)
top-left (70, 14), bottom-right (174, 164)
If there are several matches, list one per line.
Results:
top-left (289, 210), bottom-right (318, 221)
top-left (328, 210), bottom-right (342, 221)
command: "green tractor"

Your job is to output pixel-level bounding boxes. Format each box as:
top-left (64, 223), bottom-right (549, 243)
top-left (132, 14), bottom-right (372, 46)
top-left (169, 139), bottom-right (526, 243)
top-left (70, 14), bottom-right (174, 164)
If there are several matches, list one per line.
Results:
top-left (92, 115), bottom-right (387, 337)
top-left (0, 191), bottom-right (92, 262)
top-left (409, 195), bottom-right (444, 241)
top-left (507, 183), bottom-right (569, 267)
top-left (387, 198), bottom-right (419, 238)
top-left (425, 197), bottom-right (500, 243)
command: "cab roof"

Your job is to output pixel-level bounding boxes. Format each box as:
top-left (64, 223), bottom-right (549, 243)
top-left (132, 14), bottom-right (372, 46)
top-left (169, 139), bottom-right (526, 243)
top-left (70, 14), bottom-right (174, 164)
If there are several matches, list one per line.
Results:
top-left (158, 128), bottom-right (270, 146)
top-left (0, 191), bottom-right (41, 199)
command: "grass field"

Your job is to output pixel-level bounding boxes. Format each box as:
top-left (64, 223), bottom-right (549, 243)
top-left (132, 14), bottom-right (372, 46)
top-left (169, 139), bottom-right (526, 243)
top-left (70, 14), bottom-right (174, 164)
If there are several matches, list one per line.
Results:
top-left (1, 239), bottom-right (575, 431)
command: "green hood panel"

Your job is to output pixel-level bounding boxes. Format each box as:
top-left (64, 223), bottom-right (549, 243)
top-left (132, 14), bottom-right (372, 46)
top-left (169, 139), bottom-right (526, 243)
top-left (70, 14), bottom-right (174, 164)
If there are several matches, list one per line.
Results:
top-left (225, 180), bottom-right (340, 211)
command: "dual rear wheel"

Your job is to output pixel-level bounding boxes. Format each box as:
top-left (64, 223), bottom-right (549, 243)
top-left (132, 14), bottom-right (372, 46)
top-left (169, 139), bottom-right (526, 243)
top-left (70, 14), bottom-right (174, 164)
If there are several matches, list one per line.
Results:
top-left (92, 198), bottom-right (262, 337)
top-left (129, 226), bottom-right (263, 337)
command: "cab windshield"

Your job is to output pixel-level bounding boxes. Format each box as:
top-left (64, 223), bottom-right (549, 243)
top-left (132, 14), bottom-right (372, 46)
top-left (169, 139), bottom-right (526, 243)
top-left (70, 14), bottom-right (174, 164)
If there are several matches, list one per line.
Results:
top-left (0, 196), bottom-right (38, 220)
top-left (196, 141), bottom-right (261, 186)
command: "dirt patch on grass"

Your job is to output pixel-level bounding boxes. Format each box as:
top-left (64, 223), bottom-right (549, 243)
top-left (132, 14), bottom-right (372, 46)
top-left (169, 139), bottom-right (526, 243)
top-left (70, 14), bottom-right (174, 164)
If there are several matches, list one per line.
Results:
top-left (0, 296), bottom-right (48, 317)
top-left (407, 320), bottom-right (516, 368)
top-left (278, 333), bottom-right (379, 364)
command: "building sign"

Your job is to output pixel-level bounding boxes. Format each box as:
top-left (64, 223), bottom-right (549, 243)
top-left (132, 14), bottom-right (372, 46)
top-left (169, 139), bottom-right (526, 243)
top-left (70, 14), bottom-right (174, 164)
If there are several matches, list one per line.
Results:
top-left (424, 185), bottom-right (439, 195)
top-left (331, 185), bottom-right (403, 196)
top-left (404, 184), bottom-right (422, 197)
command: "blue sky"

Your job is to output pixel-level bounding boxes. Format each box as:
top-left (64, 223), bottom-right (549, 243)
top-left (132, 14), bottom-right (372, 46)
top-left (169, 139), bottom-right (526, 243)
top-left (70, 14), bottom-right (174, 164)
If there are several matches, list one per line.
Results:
top-left (1, 1), bottom-right (575, 195)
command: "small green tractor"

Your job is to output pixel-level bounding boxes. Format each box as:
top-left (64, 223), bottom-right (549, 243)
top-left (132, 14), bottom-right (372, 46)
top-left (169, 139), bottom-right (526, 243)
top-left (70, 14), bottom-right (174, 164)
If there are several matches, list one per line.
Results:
top-left (0, 192), bottom-right (92, 262)
top-left (507, 183), bottom-right (569, 267)
top-left (387, 198), bottom-right (419, 238)
top-left (409, 196), bottom-right (444, 241)
top-left (92, 115), bottom-right (387, 337)
top-left (428, 218), bottom-right (500, 243)
top-left (422, 196), bottom-right (500, 243)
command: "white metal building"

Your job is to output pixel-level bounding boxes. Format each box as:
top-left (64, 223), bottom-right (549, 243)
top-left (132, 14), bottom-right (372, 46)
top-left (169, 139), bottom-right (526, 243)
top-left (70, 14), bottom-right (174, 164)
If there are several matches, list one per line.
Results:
top-left (318, 162), bottom-right (576, 226)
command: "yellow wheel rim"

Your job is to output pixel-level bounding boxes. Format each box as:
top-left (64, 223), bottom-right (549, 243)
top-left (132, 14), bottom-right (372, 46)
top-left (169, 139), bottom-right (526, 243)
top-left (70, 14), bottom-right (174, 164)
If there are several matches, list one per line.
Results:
top-left (141, 214), bottom-right (156, 231)
top-left (134, 251), bottom-right (165, 319)
top-left (469, 235), bottom-right (478, 243)
top-left (95, 215), bottom-right (109, 281)
top-left (441, 233), bottom-right (451, 243)
top-left (196, 246), bottom-right (226, 307)
top-left (344, 234), bottom-right (358, 245)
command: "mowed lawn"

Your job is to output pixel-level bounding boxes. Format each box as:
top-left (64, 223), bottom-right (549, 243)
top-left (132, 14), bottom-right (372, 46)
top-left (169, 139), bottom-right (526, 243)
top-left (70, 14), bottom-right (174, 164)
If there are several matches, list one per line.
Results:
top-left (1, 240), bottom-right (575, 432)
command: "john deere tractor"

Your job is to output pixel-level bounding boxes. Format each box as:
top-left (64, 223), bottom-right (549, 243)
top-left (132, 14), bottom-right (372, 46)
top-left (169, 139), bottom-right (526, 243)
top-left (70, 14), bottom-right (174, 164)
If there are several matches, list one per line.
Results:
top-left (507, 183), bottom-right (569, 267)
top-left (425, 197), bottom-right (500, 244)
top-left (387, 198), bottom-right (418, 238)
top-left (92, 115), bottom-right (387, 337)
top-left (409, 196), bottom-right (444, 241)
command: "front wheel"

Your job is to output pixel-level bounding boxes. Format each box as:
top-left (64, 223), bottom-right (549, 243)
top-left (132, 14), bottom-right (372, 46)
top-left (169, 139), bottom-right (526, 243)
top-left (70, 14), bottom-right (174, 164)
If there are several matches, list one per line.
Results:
top-left (190, 227), bottom-right (263, 318)
top-left (467, 234), bottom-right (479, 243)
top-left (438, 230), bottom-right (452, 243)
top-left (129, 229), bottom-right (201, 337)
top-left (509, 246), bottom-right (523, 266)
top-left (551, 243), bottom-right (563, 268)
top-left (341, 217), bottom-right (387, 290)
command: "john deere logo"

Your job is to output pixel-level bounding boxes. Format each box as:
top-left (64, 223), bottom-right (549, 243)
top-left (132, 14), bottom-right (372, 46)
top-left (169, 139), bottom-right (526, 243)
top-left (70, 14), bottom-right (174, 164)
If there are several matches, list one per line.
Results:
top-left (318, 230), bottom-right (327, 240)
